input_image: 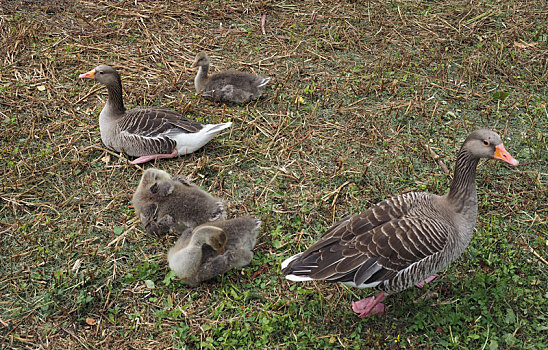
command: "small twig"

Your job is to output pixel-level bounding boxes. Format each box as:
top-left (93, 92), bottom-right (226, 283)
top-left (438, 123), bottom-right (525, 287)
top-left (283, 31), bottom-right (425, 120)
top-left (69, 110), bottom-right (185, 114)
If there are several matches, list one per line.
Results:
top-left (284, 130), bottom-right (313, 151)
top-left (322, 181), bottom-right (351, 207)
top-left (81, 145), bottom-right (143, 170)
top-left (424, 144), bottom-right (450, 175)
top-left (526, 243), bottom-right (548, 265)
top-left (74, 85), bottom-right (104, 105)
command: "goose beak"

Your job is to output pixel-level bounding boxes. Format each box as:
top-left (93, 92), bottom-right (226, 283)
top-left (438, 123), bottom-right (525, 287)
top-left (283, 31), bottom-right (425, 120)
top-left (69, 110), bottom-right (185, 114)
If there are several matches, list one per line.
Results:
top-left (190, 60), bottom-right (198, 68)
top-left (494, 144), bottom-right (518, 166)
top-left (79, 69), bottom-right (96, 79)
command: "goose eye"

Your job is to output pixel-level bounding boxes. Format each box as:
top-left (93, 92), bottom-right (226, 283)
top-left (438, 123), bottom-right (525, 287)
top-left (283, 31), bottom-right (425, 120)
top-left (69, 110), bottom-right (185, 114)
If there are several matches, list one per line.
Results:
top-left (98, 70), bottom-right (104, 75)
top-left (482, 140), bottom-right (490, 146)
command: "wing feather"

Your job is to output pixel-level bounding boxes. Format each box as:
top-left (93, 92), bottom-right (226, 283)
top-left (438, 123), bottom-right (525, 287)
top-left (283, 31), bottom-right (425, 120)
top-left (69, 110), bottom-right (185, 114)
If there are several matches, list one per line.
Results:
top-left (282, 192), bottom-right (453, 288)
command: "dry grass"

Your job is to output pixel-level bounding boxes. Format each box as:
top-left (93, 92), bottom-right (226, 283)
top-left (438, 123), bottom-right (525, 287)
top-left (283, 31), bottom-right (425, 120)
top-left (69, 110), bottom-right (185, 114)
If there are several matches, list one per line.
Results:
top-left (1, 1), bottom-right (547, 349)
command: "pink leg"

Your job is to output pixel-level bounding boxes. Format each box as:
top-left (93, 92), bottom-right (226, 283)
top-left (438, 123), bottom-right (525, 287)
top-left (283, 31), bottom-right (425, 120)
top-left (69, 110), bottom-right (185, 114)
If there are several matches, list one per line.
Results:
top-left (130, 149), bottom-right (178, 165)
top-left (415, 274), bottom-right (438, 289)
top-left (351, 292), bottom-right (387, 318)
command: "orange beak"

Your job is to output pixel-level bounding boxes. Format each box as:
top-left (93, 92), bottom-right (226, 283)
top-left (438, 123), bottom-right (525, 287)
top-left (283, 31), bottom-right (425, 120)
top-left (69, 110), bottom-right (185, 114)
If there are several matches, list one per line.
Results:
top-left (79, 69), bottom-right (96, 79)
top-left (494, 144), bottom-right (518, 166)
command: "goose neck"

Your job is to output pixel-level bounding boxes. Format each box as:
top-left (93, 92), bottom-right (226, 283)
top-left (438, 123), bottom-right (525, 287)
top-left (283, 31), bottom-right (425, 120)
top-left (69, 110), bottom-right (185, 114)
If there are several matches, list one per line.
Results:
top-left (194, 65), bottom-right (209, 92)
top-left (197, 65), bottom-right (209, 79)
top-left (447, 148), bottom-right (479, 207)
top-left (105, 79), bottom-right (126, 115)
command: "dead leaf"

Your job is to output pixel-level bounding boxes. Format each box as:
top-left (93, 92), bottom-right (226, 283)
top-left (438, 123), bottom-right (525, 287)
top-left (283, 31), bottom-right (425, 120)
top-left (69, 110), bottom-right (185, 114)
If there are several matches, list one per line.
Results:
top-left (85, 317), bottom-right (97, 326)
top-left (514, 41), bottom-right (538, 49)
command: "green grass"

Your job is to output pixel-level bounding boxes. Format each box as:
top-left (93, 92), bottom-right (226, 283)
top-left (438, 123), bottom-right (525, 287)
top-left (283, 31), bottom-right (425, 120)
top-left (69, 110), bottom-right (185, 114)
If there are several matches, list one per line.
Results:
top-left (1, 0), bottom-right (547, 349)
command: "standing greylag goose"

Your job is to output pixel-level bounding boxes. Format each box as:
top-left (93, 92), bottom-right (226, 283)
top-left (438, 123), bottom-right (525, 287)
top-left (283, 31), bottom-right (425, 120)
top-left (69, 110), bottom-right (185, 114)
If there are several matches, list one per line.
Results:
top-left (281, 129), bottom-right (518, 318)
top-left (168, 216), bottom-right (261, 286)
top-left (132, 168), bottom-right (226, 235)
top-left (191, 52), bottom-right (270, 104)
top-left (79, 65), bottom-right (232, 164)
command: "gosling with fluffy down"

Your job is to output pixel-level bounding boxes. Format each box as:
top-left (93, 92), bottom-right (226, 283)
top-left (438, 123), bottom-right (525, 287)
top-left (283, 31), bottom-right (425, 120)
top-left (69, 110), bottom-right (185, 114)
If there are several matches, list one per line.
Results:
top-left (168, 217), bottom-right (261, 286)
top-left (191, 52), bottom-right (270, 104)
top-left (132, 168), bottom-right (226, 235)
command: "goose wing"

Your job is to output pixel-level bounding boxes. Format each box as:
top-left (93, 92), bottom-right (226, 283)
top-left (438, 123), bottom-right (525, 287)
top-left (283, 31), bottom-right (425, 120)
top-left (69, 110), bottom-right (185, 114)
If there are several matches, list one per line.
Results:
top-left (120, 107), bottom-right (203, 137)
top-left (283, 192), bottom-right (453, 287)
top-left (115, 107), bottom-right (204, 155)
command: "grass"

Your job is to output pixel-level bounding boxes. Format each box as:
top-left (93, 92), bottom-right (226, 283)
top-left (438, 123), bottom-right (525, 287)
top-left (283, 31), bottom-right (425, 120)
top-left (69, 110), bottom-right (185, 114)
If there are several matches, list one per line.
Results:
top-left (1, 0), bottom-right (547, 349)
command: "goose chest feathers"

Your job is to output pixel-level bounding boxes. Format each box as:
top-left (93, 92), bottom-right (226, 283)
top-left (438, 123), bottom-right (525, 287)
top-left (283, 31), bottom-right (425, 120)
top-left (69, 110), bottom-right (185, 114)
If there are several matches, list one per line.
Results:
top-left (191, 52), bottom-right (270, 104)
top-left (79, 65), bottom-right (232, 164)
top-left (281, 129), bottom-right (518, 317)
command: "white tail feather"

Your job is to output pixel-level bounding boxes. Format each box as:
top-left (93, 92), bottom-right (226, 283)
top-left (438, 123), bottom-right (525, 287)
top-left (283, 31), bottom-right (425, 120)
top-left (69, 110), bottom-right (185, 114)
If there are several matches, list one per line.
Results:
top-left (281, 253), bottom-right (301, 270)
top-left (285, 274), bottom-right (314, 282)
top-left (203, 122), bottom-right (232, 134)
top-left (174, 122), bottom-right (231, 154)
top-left (257, 77), bottom-right (270, 88)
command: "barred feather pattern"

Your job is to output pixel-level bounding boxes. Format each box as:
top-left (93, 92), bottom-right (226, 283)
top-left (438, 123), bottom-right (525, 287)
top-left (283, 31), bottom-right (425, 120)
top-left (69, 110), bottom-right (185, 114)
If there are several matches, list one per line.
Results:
top-left (282, 129), bottom-right (516, 300)
top-left (283, 184), bottom-right (478, 295)
top-left (101, 106), bottom-right (205, 156)
top-left (94, 66), bottom-right (219, 157)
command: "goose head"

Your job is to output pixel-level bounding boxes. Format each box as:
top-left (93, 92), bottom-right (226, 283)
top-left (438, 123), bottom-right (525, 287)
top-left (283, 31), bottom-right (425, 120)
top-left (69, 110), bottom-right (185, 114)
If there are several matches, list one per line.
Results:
top-left (140, 168), bottom-right (174, 195)
top-left (463, 129), bottom-right (518, 165)
top-left (79, 65), bottom-right (121, 87)
top-left (141, 168), bottom-right (172, 185)
top-left (193, 225), bottom-right (227, 253)
top-left (190, 52), bottom-right (210, 68)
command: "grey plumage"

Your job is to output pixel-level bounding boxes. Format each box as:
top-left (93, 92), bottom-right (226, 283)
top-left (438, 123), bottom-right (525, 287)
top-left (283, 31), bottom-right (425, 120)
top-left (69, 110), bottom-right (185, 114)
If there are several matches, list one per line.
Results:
top-left (168, 216), bottom-right (261, 286)
top-left (282, 129), bottom-right (518, 299)
top-left (191, 52), bottom-right (270, 104)
top-left (132, 168), bottom-right (226, 235)
top-left (79, 65), bottom-right (231, 164)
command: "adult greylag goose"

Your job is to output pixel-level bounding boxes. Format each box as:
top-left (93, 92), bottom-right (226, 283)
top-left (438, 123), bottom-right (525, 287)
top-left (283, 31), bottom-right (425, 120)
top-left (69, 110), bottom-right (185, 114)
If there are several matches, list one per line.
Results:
top-left (132, 168), bottom-right (226, 235)
top-left (79, 65), bottom-right (232, 164)
top-left (281, 129), bottom-right (518, 318)
top-left (168, 217), bottom-right (261, 286)
top-left (191, 52), bottom-right (270, 104)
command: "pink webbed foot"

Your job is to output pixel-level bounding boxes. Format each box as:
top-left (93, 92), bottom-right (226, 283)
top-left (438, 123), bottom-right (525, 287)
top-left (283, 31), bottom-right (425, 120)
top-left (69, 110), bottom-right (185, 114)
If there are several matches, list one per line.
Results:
top-left (415, 274), bottom-right (438, 289)
top-left (130, 149), bottom-right (178, 165)
top-left (351, 292), bottom-right (387, 318)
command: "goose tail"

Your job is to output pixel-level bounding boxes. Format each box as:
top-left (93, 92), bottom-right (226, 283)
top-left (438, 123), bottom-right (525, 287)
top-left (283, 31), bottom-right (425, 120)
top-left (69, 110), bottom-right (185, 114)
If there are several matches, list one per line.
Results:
top-left (202, 122), bottom-right (232, 135)
top-left (257, 77), bottom-right (271, 88)
top-left (281, 253), bottom-right (314, 282)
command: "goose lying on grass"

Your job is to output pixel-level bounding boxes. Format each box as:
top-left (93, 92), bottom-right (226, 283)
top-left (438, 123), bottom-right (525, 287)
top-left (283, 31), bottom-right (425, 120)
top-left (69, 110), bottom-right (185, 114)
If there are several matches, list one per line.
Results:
top-left (132, 168), bottom-right (225, 235)
top-left (79, 65), bottom-right (231, 164)
top-left (168, 217), bottom-right (261, 286)
top-left (191, 52), bottom-right (270, 104)
top-left (282, 129), bottom-right (518, 318)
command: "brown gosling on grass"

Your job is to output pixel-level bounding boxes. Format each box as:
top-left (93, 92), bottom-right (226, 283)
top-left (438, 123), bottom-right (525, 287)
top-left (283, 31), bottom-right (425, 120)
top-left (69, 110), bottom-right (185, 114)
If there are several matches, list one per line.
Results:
top-left (132, 168), bottom-right (226, 235)
top-left (168, 217), bottom-right (261, 286)
top-left (191, 52), bottom-right (270, 104)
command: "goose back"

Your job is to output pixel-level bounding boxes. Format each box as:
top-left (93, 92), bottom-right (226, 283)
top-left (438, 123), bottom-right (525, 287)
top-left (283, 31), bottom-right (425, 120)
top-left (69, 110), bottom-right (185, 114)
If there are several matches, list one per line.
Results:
top-left (101, 107), bottom-right (204, 157)
top-left (283, 192), bottom-right (472, 294)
